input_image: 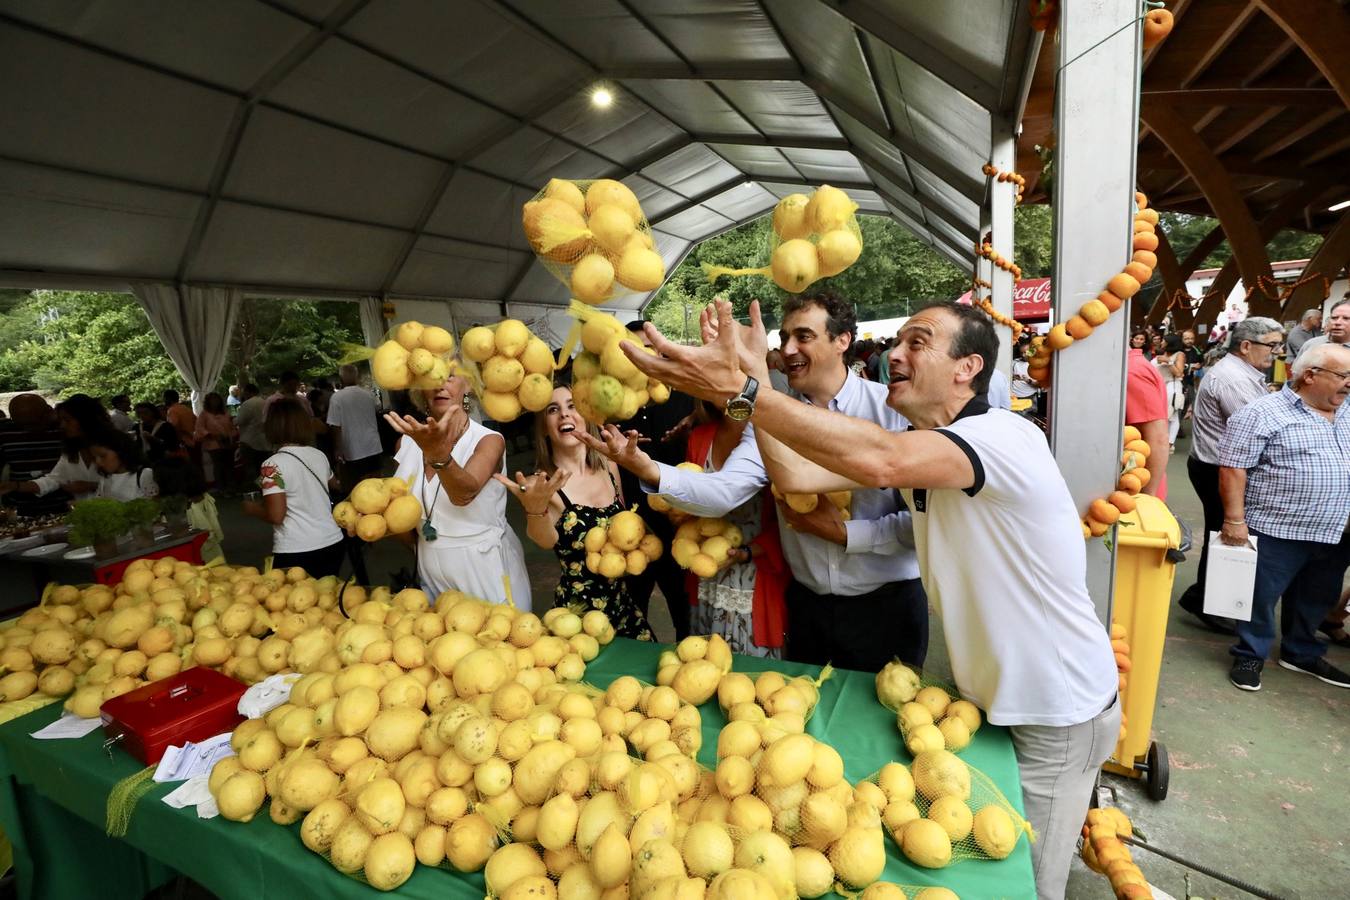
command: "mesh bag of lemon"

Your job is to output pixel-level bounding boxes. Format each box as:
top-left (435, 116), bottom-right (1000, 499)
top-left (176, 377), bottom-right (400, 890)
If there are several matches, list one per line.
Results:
top-left (669, 515), bottom-right (744, 577)
top-left (455, 318), bottom-right (556, 422)
top-left (333, 476), bottom-right (422, 543)
top-left (772, 484), bottom-right (854, 520)
top-left (582, 507), bottom-right (665, 579)
top-left (562, 301), bottom-right (671, 425)
top-left (875, 660), bottom-right (984, 756)
top-left (859, 753), bottom-right (1031, 870)
top-left (702, 185), bottom-right (865, 294)
top-left (716, 665), bottom-right (835, 725)
top-left (346, 320), bottom-right (458, 392)
top-left (521, 177), bottom-right (667, 304)
top-left (207, 602), bottom-right (625, 891)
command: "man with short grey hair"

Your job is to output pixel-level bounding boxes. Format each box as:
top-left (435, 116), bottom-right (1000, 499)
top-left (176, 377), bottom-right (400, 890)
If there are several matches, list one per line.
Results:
top-left (1286, 307), bottom-right (1322, 358)
top-left (1177, 316), bottom-right (1283, 631)
top-left (1220, 342), bottom-right (1350, 691)
top-left (1294, 299), bottom-right (1350, 360)
top-left (327, 364), bottom-right (383, 489)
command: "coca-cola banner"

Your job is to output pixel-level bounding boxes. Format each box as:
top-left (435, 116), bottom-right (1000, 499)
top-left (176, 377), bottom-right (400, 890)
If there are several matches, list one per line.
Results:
top-left (956, 277), bottom-right (1052, 321)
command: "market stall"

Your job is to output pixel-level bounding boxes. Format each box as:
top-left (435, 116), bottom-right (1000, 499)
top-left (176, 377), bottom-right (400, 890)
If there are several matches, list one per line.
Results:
top-left (0, 639), bottom-right (1034, 899)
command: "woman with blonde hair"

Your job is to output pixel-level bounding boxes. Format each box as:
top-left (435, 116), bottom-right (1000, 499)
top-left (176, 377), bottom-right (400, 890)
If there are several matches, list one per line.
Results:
top-left (497, 384), bottom-right (653, 639)
top-left (384, 374), bottom-right (529, 608)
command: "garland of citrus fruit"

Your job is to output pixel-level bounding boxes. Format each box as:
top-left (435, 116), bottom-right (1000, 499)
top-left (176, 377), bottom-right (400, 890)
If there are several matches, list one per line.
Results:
top-left (1081, 426), bottom-right (1151, 539)
top-left (1081, 808), bottom-right (1154, 898)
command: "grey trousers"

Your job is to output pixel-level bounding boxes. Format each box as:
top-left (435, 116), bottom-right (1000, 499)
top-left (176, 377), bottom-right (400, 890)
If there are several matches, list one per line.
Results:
top-left (1009, 696), bottom-right (1122, 900)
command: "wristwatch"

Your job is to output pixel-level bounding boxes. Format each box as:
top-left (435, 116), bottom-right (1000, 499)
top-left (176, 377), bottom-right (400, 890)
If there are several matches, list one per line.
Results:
top-left (725, 375), bottom-right (759, 422)
top-left (429, 456), bottom-right (453, 470)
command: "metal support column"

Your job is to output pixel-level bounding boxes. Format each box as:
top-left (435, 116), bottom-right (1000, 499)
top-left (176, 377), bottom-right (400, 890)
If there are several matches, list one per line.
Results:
top-left (989, 120), bottom-right (1017, 376)
top-left (1049, 0), bottom-right (1142, 625)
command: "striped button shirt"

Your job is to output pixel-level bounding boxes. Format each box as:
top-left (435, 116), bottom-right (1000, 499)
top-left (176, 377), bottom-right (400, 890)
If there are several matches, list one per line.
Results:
top-left (1219, 385), bottom-right (1350, 543)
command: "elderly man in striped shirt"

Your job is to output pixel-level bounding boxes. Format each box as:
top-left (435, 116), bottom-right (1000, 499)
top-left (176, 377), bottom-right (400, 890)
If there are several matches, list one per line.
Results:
top-left (1219, 342), bottom-right (1350, 691)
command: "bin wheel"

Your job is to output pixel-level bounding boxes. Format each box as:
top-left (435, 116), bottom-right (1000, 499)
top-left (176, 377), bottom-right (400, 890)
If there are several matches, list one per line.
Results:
top-left (1145, 741), bottom-right (1169, 801)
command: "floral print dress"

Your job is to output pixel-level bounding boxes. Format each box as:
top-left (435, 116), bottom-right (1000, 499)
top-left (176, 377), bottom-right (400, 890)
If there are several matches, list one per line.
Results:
top-left (552, 473), bottom-right (654, 641)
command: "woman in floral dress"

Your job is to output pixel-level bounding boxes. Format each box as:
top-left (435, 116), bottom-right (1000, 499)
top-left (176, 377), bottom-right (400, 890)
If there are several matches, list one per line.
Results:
top-left (497, 385), bottom-right (653, 640)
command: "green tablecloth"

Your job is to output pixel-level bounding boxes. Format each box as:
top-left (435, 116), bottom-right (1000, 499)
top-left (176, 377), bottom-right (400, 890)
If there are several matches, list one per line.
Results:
top-left (0, 639), bottom-right (1034, 899)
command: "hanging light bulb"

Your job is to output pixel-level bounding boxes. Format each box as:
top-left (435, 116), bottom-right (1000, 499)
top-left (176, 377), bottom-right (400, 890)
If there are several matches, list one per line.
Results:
top-left (591, 86), bottom-right (614, 108)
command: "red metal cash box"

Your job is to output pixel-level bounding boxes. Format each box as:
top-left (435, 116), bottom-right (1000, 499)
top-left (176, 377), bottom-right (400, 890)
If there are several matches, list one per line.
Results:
top-left (100, 667), bottom-right (246, 765)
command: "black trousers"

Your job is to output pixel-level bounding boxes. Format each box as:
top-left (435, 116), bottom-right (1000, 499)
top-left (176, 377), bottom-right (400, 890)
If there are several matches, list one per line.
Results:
top-left (625, 501), bottom-right (691, 640)
top-left (785, 577), bottom-right (929, 672)
top-left (1179, 455), bottom-right (1224, 610)
top-left (272, 539), bottom-right (346, 579)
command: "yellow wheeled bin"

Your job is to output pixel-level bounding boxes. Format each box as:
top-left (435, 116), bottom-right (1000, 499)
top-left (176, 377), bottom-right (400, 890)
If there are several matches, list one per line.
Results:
top-left (1103, 493), bottom-right (1180, 801)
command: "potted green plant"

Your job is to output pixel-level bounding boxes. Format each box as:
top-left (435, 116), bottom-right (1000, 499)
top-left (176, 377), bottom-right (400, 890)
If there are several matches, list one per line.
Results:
top-left (123, 498), bottom-right (160, 549)
top-left (159, 494), bottom-right (190, 536)
top-left (66, 499), bottom-right (128, 559)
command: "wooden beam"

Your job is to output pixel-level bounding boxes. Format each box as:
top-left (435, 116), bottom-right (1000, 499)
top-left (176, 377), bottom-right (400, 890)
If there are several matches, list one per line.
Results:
top-left (1212, 106), bottom-right (1286, 155)
top-left (1141, 87), bottom-right (1337, 107)
top-left (1180, 2), bottom-right (1261, 88)
top-left (1244, 37), bottom-right (1298, 86)
top-left (1148, 224), bottom-right (1227, 325)
top-left (1143, 0), bottom-right (1192, 72)
top-left (1135, 149), bottom-right (1350, 185)
top-left (1253, 108), bottom-right (1345, 161)
top-left (1141, 104), bottom-right (1276, 314)
top-left (1139, 228), bottom-right (1187, 325)
top-left (1255, 0), bottom-right (1350, 109)
top-left (1284, 210), bottom-right (1350, 317)
top-left (1304, 131), bottom-right (1350, 165)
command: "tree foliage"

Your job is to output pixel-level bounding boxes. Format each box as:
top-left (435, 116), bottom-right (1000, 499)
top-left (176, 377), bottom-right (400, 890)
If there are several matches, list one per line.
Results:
top-left (0, 291), bottom-right (362, 401)
top-left (645, 214), bottom-right (970, 339)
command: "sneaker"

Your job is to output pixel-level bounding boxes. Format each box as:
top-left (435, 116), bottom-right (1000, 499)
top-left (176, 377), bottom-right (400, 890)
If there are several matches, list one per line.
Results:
top-left (1278, 656), bottom-right (1350, 688)
top-left (1229, 657), bottom-right (1263, 691)
top-left (1179, 594), bottom-right (1237, 635)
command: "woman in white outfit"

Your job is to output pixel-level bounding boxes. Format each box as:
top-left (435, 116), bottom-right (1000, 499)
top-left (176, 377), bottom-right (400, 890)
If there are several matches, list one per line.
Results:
top-left (384, 375), bottom-right (530, 609)
top-left (1154, 333), bottom-right (1186, 448)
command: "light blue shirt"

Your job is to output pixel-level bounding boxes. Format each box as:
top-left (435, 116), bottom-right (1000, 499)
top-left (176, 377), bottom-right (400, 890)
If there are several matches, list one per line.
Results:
top-left (646, 369), bottom-right (920, 595)
top-left (986, 368), bottom-right (1012, 410)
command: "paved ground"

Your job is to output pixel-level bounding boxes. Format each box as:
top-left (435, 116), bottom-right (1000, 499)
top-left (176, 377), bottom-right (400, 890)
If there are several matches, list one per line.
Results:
top-left (213, 434), bottom-right (1348, 899)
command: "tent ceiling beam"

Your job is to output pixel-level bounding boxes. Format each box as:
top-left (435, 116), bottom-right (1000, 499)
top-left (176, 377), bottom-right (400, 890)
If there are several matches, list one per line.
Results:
top-left (1255, 0), bottom-right (1350, 109)
top-left (1141, 87), bottom-right (1338, 107)
top-left (815, 0), bottom-right (1001, 110)
top-left (1178, 2), bottom-right (1261, 89)
top-left (176, 0), bottom-right (374, 282)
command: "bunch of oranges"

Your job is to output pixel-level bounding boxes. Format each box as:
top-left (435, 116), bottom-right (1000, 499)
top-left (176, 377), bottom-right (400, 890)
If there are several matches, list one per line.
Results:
top-left (1082, 426), bottom-right (1150, 538)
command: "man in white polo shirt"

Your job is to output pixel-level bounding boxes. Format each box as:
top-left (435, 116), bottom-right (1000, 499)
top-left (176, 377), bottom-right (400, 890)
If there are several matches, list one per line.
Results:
top-left (626, 298), bottom-right (1119, 900)
top-left (327, 364), bottom-right (385, 490)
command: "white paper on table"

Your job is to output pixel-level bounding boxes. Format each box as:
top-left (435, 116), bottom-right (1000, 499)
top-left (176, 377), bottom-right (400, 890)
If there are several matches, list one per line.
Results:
top-left (152, 732), bottom-right (235, 783)
top-left (161, 775), bottom-right (219, 819)
top-left (31, 711), bottom-right (103, 740)
top-left (1203, 531), bottom-right (1258, 622)
top-left (237, 672), bottom-right (301, 719)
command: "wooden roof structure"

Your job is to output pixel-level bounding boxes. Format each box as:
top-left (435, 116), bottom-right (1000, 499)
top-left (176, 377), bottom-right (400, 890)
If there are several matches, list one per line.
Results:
top-left (1019, 0), bottom-right (1350, 327)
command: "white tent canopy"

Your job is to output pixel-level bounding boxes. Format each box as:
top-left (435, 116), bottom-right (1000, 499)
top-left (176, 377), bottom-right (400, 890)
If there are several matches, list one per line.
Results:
top-left (0, 0), bottom-right (1040, 313)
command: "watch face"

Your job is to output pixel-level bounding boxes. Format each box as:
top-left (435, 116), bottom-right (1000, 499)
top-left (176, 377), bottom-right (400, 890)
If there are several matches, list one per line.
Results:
top-left (726, 398), bottom-right (752, 421)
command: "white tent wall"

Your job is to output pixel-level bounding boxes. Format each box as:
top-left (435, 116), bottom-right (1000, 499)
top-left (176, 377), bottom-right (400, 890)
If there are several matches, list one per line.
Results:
top-left (131, 283), bottom-right (241, 412)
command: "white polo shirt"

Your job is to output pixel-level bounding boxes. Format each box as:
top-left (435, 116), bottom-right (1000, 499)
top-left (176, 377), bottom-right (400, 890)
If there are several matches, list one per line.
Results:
top-left (900, 400), bottom-right (1118, 727)
top-left (327, 386), bottom-right (384, 462)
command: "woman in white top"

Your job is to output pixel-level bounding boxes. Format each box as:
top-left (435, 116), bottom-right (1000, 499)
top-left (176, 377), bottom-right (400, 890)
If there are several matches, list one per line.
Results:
top-left (0, 394), bottom-right (108, 502)
top-left (90, 432), bottom-right (158, 501)
top-left (242, 397), bottom-right (345, 577)
top-left (1155, 333), bottom-right (1186, 448)
top-left (384, 375), bottom-right (529, 609)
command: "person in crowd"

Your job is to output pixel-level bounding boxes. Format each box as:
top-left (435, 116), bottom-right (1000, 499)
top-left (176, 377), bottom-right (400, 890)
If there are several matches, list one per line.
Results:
top-left (1178, 329), bottom-right (1203, 435)
top-left (226, 384), bottom-right (242, 411)
top-left (135, 402), bottom-right (181, 463)
top-left (499, 385), bottom-right (653, 639)
top-left (1010, 346), bottom-right (1041, 416)
top-left (1130, 328), bottom-right (1150, 355)
top-left (0, 396), bottom-right (63, 495)
top-left (163, 389), bottom-right (197, 451)
top-left (383, 374), bottom-right (529, 608)
top-left (1294, 298), bottom-right (1350, 360)
top-left (157, 457), bottom-right (224, 562)
top-left (0, 394), bottom-right (110, 507)
top-left (1286, 307), bottom-right (1322, 359)
top-left (1219, 342), bottom-right (1350, 692)
top-left (266, 371), bottom-right (313, 416)
top-left (985, 366), bottom-right (1013, 411)
top-left (764, 348), bottom-right (790, 394)
top-left (585, 395), bottom-right (790, 657)
top-left (1154, 333), bottom-right (1186, 448)
top-left (234, 383), bottom-right (270, 476)
top-left (91, 431), bottom-right (158, 500)
top-left (614, 319), bottom-right (696, 639)
top-left (108, 394), bottom-right (135, 433)
top-left (328, 364), bottom-right (384, 489)
top-left (877, 331), bottom-right (902, 386)
top-left (624, 298), bottom-right (1118, 900)
top-left (193, 392), bottom-right (237, 491)
top-left (1177, 317), bottom-right (1283, 632)
top-left (1125, 332), bottom-right (1170, 499)
top-left (243, 397), bottom-right (345, 577)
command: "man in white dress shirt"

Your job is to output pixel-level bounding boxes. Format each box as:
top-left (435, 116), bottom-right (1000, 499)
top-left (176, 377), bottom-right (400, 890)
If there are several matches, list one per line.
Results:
top-left (624, 298), bottom-right (1119, 900)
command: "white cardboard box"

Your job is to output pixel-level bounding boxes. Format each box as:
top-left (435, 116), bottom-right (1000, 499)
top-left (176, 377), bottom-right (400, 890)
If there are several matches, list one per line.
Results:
top-left (1203, 531), bottom-right (1258, 622)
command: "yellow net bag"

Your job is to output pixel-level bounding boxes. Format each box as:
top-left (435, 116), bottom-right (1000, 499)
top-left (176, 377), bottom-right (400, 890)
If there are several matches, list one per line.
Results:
top-left (874, 661), bottom-right (984, 757)
top-left (339, 320), bottom-right (458, 392)
top-left (562, 301), bottom-right (671, 426)
top-left (703, 185), bottom-right (864, 293)
top-left (862, 753), bottom-right (1032, 868)
top-left (332, 476), bottom-right (421, 544)
top-left (580, 510), bottom-right (664, 582)
top-left (454, 318), bottom-right (556, 423)
top-left (716, 666), bottom-right (834, 726)
top-left (522, 178), bottom-right (666, 304)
